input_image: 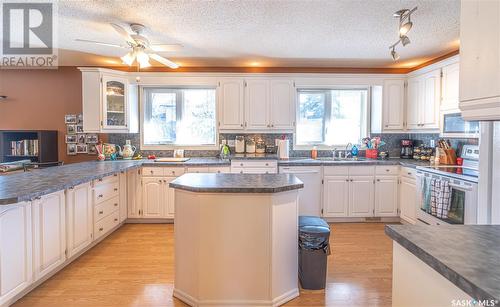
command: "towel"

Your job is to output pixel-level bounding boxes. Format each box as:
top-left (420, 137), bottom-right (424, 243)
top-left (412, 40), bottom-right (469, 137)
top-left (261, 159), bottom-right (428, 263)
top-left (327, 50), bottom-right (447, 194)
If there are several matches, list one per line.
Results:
top-left (420, 175), bottom-right (432, 213)
top-left (430, 178), bottom-right (452, 219)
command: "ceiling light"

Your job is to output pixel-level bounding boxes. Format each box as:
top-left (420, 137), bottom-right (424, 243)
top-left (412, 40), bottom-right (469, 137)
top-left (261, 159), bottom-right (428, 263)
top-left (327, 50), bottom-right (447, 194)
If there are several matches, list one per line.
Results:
top-left (120, 51), bottom-right (135, 66)
top-left (136, 51), bottom-right (151, 68)
top-left (400, 35), bottom-right (411, 46)
top-left (399, 17), bottom-right (413, 35)
top-left (391, 47), bottom-right (400, 61)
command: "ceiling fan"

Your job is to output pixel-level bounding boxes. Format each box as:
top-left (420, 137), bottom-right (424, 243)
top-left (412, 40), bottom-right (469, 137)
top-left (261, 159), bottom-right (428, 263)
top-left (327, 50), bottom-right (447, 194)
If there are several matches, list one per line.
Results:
top-left (76, 23), bottom-right (182, 69)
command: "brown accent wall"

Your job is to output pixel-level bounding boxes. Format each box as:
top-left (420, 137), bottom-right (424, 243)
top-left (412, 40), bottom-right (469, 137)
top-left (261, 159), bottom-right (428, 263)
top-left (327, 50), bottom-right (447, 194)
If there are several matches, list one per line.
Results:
top-left (0, 67), bottom-right (107, 164)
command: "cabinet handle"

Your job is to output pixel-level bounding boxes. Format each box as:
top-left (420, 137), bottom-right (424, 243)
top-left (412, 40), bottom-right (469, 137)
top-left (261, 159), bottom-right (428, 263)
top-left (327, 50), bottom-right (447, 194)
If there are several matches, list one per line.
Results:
top-left (240, 171), bottom-right (243, 174)
top-left (114, 218), bottom-right (118, 222)
top-left (158, 180), bottom-right (162, 183)
top-left (99, 227), bottom-right (103, 231)
top-left (171, 171), bottom-right (175, 175)
top-left (98, 194), bottom-right (103, 198)
top-left (114, 203), bottom-right (118, 207)
top-left (240, 163), bottom-right (243, 166)
top-left (163, 180), bottom-right (167, 183)
top-left (99, 210), bottom-right (103, 214)
top-left (240, 124), bottom-right (244, 127)
top-left (217, 170), bottom-right (221, 173)
top-left (114, 188), bottom-right (118, 191)
top-left (377, 179), bottom-right (381, 182)
top-left (265, 163), bottom-right (269, 166)
top-left (345, 179), bottom-right (349, 182)
top-left (98, 178), bottom-right (103, 182)
top-left (408, 172), bottom-right (412, 175)
top-left (114, 174), bottom-right (117, 177)
top-left (267, 124), bottom-right (270, 128)
top-left (68, 186), bottom-right (74, 190)
top-left (350, 179), bottom-right (353, 182)
top-left (150, 170), bottom-right (154, 174)
top-left (385, 169), bottom-right (389, 172)
top-left (271, 124), bottom-right (274, 127)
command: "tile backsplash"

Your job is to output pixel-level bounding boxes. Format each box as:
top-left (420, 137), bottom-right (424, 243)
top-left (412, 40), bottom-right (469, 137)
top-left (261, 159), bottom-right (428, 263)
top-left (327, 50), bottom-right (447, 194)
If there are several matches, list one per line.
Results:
top-left (108, 132), bottom-right (478, 158)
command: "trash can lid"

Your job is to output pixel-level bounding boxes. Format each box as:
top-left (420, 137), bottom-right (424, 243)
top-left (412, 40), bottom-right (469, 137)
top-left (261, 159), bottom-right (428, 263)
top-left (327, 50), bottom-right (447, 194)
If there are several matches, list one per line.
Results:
top-left (299, 216), bottom-right (330, 234)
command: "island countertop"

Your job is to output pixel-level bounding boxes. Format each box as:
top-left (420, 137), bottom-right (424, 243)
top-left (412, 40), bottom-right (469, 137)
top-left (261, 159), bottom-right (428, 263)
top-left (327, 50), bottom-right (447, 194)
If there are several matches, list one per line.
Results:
top-left (169, 173), bottom-right (304, 193)
top-left (385, 224), bottom-right (500, 302)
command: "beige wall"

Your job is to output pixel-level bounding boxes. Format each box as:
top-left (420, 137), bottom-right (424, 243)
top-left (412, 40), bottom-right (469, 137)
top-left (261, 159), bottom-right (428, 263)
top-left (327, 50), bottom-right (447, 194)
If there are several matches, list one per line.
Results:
top-left (0, 67), bottom-right (106, 164)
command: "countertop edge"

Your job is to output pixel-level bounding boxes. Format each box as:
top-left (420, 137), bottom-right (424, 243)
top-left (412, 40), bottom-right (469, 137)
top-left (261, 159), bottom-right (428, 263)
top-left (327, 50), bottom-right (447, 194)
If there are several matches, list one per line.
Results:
top-left (169, 182), bottom-right (304, 193)
top-left (385, 225), bottom-right (497, 301)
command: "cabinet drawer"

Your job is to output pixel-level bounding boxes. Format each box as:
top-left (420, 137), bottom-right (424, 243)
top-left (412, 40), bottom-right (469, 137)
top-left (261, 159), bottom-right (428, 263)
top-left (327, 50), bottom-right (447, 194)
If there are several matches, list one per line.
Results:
top-left (230, 160), bottom-right (277, 168)
top-left (186, 167), bottom-right (209, 173)
top-left (93, 180), bottom-right (119, 204)
top-left (94, 195), bottom-right (119, 222)
top-left (142, 167), bottom-right (165, 176)
top-left (375, 165), bottom-right (399, 175)
top-left (400, 167), bottom-right (417, 179)
top-left (163, 167), bottom-right (185, 177)
top-left (209, 166), bottom-right (231, 173)
top-left (323, 166), bottom-right (349, 176)
top-left (94, 210), bottom-right (120, 241)
top-left (93, 173), bottom-right (119, 186)
top-left (349, 166), bottom-right (375, 176)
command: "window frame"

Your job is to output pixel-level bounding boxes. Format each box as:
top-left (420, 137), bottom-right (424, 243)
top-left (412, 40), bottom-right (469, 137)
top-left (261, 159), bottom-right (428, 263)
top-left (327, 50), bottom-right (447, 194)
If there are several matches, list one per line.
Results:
top-left (140, 86), bottom-right (219, 150)
top-left (294, 86), bottom-right (371, 150)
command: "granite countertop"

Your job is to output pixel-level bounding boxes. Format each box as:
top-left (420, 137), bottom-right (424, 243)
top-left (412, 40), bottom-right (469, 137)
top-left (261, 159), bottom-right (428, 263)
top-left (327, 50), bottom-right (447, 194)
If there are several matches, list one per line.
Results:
top-left (169, 173), bottom-right (304, 193)
top-left (385, 225), bottom-right (500, 302)
top-left (0, 160), bottom-right (143, 205)
top-left (279, 157), bottom-right (429, 168)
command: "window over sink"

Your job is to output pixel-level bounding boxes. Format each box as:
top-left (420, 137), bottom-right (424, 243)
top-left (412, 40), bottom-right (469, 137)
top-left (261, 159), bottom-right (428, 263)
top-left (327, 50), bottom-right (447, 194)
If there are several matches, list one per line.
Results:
top-left (296, 88), bottom-right (369, 147)
top-left (142, 87), bottom-right (217, 148)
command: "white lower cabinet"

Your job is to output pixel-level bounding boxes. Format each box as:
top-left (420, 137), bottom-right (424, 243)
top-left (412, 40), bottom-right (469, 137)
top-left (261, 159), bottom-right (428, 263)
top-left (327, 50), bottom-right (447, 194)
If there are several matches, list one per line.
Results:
top-left (374, 176), bottom-right (399, 216)
top-left (400, 176), bottom-right (417, 224)
top-left (323, 176), bottom-right (349, 217)
top-left (142, 176), bottom-right (176, 218)
top-left (32, 190), bottom-right (66, 281)
top-left (66, 182), bottom-right (93, 258)
top-left (127, 168), bottom-right (143, 218)
top-left (349, 176), bottom-right (375, 217)
top-left (119, 171), bottom-right (127, 223)
top-left (0, 201), bottom-right (32, 305)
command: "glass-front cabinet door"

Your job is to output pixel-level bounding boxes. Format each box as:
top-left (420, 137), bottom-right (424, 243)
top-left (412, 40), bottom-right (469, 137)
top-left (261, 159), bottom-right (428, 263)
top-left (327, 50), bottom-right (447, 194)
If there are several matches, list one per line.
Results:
top-left (102, 76), bottom-right (128, 130)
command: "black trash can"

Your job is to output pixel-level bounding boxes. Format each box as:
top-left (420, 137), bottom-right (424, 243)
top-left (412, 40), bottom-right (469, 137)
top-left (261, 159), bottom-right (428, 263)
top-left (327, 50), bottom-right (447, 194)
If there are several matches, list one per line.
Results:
top-left (298, 216), bottom-right (330, 290)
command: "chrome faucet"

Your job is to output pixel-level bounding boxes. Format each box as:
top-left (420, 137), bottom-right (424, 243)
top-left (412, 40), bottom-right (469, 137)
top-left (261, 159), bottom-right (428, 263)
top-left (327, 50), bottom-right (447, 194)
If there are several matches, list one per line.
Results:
top-left (344, 143), bottom-right (353, 158)
top-left (332, 148), bottom-right (338, 158)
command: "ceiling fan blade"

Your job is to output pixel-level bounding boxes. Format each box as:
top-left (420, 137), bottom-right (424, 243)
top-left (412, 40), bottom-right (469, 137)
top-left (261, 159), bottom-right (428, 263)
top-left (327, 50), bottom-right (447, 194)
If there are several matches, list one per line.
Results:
top-left (149, 53), bottom-right (180, 69)
top-left (110, 23), bottom-right (135, 44)
top-left (75, 39), bottom-right (127, 48)
top-left (149, 44), bottom-right (183, 52)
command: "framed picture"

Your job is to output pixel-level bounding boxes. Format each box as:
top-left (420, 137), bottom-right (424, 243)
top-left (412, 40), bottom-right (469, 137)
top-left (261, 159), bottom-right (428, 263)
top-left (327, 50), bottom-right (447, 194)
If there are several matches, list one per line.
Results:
top-left (86, 134), bottom-right (98, 144)
top-left (88, 144), bottom-right (97, 155)
top-left (67, 144), bottom-right (77, 155)
top-left (65, 135), bottom-right (77, 144)
top-left (76, 144), bottom-right (88, 154)
top-left (67, 124), bottom-right (77, 135)
top-left (65, 114), bottom-right (77, 124)
top-left (77, 114), bottom-right (83, 125)
top-left (76, 125), bottom-right (84, 133)
top-left (77, 133), bottom-right (86, 144)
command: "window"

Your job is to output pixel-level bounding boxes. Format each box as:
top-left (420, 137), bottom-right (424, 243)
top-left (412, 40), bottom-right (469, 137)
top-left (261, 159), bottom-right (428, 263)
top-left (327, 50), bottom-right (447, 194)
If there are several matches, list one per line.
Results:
top-left (296, 89), bottom-right (368, 147)
top-left (142, 88), bottom-right (216, 147)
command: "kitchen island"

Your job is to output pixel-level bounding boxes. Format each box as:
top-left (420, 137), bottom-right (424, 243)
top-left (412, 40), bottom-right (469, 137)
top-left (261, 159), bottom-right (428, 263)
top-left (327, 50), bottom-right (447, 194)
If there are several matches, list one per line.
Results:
top-left (386, 225), bottom-right (500, 307)
top-left (169, 173), bottom-right (304, 307)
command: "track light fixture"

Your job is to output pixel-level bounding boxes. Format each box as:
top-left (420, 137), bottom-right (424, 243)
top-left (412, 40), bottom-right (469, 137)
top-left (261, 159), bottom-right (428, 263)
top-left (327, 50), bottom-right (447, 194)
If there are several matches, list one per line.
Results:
top-left (389, 7), bottom-right (417, 61)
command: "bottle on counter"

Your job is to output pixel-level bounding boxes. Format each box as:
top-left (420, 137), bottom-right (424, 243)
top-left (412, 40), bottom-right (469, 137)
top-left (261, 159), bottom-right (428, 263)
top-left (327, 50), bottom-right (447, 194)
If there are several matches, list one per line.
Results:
top-left (311, 146), bottom-right (318, 159)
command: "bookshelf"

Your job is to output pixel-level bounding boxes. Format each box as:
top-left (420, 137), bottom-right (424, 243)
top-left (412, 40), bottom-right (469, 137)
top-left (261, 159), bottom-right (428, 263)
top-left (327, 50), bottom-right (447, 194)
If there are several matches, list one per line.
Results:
top-left (0, 130), bottom-right (58, 163)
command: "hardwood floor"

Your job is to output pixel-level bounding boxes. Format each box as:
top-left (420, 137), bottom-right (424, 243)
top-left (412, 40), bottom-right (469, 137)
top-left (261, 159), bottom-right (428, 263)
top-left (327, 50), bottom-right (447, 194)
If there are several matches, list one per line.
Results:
top-left (14, 223), bottom-right (393, 307)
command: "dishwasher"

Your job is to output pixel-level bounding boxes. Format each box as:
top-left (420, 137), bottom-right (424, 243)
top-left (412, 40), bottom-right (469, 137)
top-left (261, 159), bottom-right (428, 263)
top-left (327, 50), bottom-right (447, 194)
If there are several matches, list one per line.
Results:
top-left (279, 166), bottom-right (322, 216)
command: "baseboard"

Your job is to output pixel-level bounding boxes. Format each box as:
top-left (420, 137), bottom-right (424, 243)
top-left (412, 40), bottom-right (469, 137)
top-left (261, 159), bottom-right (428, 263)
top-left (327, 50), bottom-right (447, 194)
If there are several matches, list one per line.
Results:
top-left (173, 287), bottom-right (299, 307)
top-left (125, 218), bottom-right (174, 224)
top-left (323, 217), bottom-right (401, 223)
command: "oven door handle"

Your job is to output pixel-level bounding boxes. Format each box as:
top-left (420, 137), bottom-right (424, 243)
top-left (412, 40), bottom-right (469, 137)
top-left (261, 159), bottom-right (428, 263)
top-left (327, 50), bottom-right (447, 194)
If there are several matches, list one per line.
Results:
top-left (448, 183), bottom-right (473, 191)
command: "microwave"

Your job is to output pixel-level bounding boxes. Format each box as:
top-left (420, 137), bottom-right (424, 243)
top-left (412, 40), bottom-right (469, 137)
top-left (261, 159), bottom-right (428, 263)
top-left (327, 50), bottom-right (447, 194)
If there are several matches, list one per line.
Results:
top-left (440, 111), bottom-right (479, 138)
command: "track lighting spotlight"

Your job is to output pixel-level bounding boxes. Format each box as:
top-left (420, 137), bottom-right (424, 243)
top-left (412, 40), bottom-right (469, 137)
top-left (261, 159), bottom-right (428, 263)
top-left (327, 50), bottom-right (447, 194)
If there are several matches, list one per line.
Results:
top-left (400, 35), bottom-right (411, 46)
top-left (389, 7), bottom-right (416, 60)
top-left (391, 47), bottom-right (400, 61)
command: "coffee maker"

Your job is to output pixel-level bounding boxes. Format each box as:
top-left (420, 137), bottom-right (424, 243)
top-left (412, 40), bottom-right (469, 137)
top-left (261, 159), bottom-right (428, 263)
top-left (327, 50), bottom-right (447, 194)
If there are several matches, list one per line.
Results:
top-left (400, 139), bottom-right (414, 159)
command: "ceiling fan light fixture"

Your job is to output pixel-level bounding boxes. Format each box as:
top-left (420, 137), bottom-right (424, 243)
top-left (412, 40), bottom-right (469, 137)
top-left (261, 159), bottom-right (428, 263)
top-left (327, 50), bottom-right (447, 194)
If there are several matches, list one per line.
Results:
top-left (121, 51), bottom-right (135, 66)
top-left (136, 51), bottom-right (151, 68)
top-left (391, 47), bottom-right (400, 61)
top-left (400, 35), bottom-right (411, 46)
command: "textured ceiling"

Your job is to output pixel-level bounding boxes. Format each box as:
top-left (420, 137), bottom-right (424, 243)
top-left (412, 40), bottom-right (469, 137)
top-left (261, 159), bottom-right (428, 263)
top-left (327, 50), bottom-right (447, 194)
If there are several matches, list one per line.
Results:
top-left (57, 0), bottom-right (460, 68)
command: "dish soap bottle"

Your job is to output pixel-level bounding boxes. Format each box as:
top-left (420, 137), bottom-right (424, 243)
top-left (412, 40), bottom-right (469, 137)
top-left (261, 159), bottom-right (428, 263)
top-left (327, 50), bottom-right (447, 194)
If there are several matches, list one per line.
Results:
top-left (351, 145), bottom-right (359, 157)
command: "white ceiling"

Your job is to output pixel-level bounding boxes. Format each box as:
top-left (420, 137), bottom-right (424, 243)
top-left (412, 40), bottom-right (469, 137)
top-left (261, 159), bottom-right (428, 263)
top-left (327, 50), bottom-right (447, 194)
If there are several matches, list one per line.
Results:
top-left (57, 0), bottom-right (460, 68)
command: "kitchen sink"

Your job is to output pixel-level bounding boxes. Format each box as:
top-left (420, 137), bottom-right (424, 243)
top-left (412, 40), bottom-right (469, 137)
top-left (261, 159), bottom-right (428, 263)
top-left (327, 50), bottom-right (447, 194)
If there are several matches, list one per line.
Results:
top-left (317, 157), bottom-right (367, 162)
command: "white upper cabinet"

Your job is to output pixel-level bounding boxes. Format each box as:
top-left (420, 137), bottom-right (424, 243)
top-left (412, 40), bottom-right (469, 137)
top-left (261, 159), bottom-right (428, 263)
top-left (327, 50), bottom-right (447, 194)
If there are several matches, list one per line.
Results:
top-left (218, 78), bottom-right (245, 130)
top-left (80, 68), bottom-right (139, 133)
top-left (382, 79), bottom-right (406, 131)
top-left (441, 62), bottom-right (460, 111)
top-left (219, 78), bottom-right (295, 131)
top-left (406, 69), bottom-right (440, 131)
top-left (0, 201), bottom-right (32, 306)
top-left (245, 79), bottom-right (269, 130)
top-left (269, 80), bottom-right (295, 130)
top-left (459, 0), bottom-right (500, 120)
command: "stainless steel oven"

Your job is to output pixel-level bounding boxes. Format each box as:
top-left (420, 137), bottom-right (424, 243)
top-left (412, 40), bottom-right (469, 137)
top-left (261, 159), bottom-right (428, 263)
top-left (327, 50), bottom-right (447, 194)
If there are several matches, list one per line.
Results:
top-left (441, 111), bottom-right (479, 138)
